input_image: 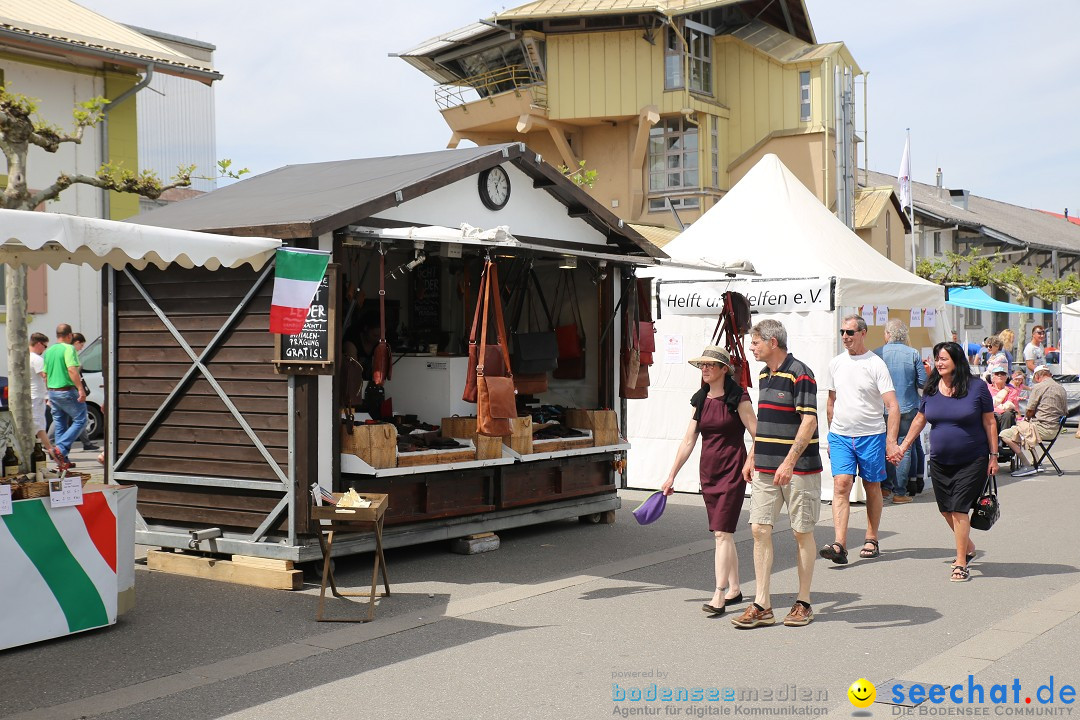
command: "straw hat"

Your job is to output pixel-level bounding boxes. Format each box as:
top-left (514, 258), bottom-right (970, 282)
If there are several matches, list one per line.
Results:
top-left (688, 345), bottom-right (733, 371)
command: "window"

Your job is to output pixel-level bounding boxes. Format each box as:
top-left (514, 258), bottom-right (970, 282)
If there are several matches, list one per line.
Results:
top-left (710, 116), bottom-right (719, 188)
top-left (648, 116), bottom-right (699, 210)
top-left (664, 25), bottom-right (683, 89)
top-left (933, 231), bottom-right (942, 255)
top-left (666, 18), bottom-right (713, 94)
top-left (799, 71), bottom-right (811, 122)
top-left (964, 310), bottom-right (982, 329)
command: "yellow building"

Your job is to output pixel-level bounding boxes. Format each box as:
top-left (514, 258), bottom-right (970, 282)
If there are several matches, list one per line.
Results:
top-left (399, 0), bottom-right (867, 232)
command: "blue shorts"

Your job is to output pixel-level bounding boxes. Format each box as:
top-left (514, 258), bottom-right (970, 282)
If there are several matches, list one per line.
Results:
top-left (827, 431), bottom-right (886, 483)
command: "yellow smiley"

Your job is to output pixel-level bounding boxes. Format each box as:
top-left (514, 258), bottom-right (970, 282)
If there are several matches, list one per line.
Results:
top-left (848, 678), bottom-right (876, 708)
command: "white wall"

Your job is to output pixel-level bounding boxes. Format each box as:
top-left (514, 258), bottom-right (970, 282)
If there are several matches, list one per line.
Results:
top-left (0, 60), bottom-right (106, 374)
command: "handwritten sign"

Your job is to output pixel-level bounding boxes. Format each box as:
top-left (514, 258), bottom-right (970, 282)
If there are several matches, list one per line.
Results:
top-left (910, 308), bottom-right (922, 328)
top-left (49, 476), bottom-right (83, 508)
top-left (274, 264), bottom-right (338, 375)
top-left (923, 307), bottom-right (937, 328)
top-left (876, 306), bottom-right (889, 326)
top-left (0, 483), bottom-right (11, 516)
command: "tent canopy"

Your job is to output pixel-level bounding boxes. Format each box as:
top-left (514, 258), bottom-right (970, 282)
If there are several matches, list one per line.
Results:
top-left (0, 209), bottom-right (282, 270)
top-left (649, 154), bottom-right (945, 311)
top-left (946, 286), bottom-right (1053, 314)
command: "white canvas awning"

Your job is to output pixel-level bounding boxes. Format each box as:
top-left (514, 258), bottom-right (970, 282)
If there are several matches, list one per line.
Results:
top-left (0, 209), bottom-right (281, 270)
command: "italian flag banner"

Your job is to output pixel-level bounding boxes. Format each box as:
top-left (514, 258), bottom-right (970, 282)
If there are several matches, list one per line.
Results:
top-left (270, 247), bottom-right (331, 335)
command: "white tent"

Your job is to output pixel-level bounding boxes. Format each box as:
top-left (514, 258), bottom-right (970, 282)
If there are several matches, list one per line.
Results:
top-left (631, 154), bottom-right (947, 497)
top-left (1061, 301), bottom-right (1080, 375)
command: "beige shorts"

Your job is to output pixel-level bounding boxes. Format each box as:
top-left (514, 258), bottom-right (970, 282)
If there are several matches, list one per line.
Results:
top-left (1001, 423), bottom-right (1059, 444)
top-left (748, 471), bottom-right (821, 534)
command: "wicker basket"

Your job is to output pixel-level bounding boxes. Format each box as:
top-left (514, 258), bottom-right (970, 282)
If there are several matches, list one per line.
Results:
top-left (12, 472), bottom-right (91, 500)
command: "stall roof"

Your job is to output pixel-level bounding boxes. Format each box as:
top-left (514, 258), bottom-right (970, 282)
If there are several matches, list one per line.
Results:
top-left (132, 143), bottom-right (662, 258)
top-left (0, 209), bottom-right (281, 270)
top-left (946, 286), bottom-right (1053, 315)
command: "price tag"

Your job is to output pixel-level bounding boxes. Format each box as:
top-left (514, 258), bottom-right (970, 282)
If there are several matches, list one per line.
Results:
top-left (923, 308), bottom-right (937, 328)
top-left (875, 306), bottom-right (889, 326)
top-left (49, 476), bottom-right (83, 508)
top-left (909, 308), bottom-right (922, 328)
top-left (0, 484), bottom-right (12, 516)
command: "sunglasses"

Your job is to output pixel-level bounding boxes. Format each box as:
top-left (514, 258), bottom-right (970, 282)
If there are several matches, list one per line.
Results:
top-left (839, 329), bottom-right (860, 336)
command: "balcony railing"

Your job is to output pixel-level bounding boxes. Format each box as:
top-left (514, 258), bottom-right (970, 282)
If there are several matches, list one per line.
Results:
top-left (435, 65), bottom-right (547, 111)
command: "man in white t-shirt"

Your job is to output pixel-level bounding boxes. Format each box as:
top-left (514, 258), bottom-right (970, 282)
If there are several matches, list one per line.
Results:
top-left (1023, 325), bottom-right (1046, 382)
top-left (819, 315), bottom-right (900, 565)
top-left (28, 332), bottom-right (55, 457)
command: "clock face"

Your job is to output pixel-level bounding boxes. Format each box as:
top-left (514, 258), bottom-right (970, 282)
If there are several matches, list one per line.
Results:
top-left (479, 166), bottom-right (511, 210)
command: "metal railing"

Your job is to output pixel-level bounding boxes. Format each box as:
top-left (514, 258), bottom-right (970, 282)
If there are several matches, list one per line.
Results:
top-left (435, 65), bottom-right (547, 110)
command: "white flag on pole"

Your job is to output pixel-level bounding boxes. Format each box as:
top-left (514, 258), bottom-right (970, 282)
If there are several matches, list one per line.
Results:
top-left (898, 137), bottom-right (912, 209)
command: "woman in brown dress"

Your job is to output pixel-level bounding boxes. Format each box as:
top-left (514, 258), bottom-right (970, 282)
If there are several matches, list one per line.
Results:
top-left (661, 346), bottom-right (757, 616)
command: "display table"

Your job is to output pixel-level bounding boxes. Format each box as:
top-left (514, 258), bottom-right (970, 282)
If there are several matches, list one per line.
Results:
top-left (312, 493), bottom-right (390, 622)
top-left (0, 484), bottom-right (137, 650)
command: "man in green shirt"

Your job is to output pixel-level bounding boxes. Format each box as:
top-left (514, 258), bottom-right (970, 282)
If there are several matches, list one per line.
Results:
top-left (42, 323), bottom-right (86, 469)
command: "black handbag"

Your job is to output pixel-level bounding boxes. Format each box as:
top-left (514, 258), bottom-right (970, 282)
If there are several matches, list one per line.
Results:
top-left (970, 474), bottom-right (1000, 531)
top-left (510, 265), bottom-right (559, 375)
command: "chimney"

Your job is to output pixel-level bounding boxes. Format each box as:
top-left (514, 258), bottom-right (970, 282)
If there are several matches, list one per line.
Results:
top-left (948, 188), bottom-right (970, 212)
top-left (936, 168), bottom-right (943, 199)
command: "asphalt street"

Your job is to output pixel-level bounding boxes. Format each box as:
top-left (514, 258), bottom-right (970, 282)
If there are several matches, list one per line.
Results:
top-left (3, 440), bottom-right (1080, 720)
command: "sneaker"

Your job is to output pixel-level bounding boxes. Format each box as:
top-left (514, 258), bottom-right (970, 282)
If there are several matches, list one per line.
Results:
top-left (783, 601), bottom-right (814, 627)
top-left (891, 495), bottom-right (913, 504)
top-left (82, 443), bottom-right (100, 451)
top-left (731, 603), bottom-right (775, 629)
top-left (1011, 466), bottom-right (1037, 477)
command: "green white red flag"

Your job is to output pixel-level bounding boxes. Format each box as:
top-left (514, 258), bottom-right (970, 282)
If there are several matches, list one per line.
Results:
top-left (270, 247), bottom-right (331, 335)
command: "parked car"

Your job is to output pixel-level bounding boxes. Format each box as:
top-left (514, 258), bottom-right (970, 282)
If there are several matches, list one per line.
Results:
top-left (77, 337), bottom-right (105, 440)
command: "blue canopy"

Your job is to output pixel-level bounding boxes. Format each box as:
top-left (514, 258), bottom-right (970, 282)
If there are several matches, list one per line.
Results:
top-left (945, 286), bottom-right (1053, 314)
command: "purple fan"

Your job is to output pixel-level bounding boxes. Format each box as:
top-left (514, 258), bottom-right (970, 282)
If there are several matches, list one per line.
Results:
top-left (632, 491), bottom-right (668, 525)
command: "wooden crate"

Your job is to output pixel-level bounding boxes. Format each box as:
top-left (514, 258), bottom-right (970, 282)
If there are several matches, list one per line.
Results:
top-left (565, 409), bottom-right (619, 447)
top-left (502, 416), bottom-right (532, 455)
top-left (340, 423), bottom-right (397, 468)
top-left (311, 492), bottom-right (388, 523)
top-left (396, 446), bottom-right (475, 467)
top-left (441, 416), bottom-right (503, 460)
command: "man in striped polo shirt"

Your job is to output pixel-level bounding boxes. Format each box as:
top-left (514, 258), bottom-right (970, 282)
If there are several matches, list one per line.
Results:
top-left (732, 319), bottom-right (822, 629)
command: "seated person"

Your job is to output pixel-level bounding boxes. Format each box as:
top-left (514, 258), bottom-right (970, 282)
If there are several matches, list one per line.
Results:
top-left (1002, 365), bottom-right (1067, 476)
top-left (985, 364), bottom-right (1019, 432)
top-left (983, 337), bottom-right (1008, 379)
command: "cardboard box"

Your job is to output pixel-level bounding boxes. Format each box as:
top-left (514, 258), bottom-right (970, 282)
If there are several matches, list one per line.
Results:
top-left (340, 423), bottom-right (397, 468)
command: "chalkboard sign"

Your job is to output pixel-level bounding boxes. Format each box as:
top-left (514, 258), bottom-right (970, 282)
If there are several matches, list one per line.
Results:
top-left (274, 264), bottom-right (338, 375)
top-left (409, 255), bottom-right (442, 333)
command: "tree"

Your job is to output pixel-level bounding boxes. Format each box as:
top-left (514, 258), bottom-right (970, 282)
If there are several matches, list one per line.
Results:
top-left (917, 249), bottom-right (1080, 341)
top-left (1, 84), bottom-right (244, 469)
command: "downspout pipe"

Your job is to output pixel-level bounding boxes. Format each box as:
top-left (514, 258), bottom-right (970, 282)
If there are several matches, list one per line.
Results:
top-left (100, 63), bottom-right (154, 219)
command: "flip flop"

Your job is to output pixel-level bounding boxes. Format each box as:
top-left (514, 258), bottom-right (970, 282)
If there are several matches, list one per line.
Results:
top-left (859, 539), bottom-right (880, 559)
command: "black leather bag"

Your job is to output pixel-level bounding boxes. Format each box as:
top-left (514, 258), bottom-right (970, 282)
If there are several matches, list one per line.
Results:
top-left (510, 267), bottom-right (558, 375)
top-left (970, 474), bottom-right (1000, 531)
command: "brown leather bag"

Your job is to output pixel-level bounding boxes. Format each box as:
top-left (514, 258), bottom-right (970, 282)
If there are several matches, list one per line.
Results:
top-left (553, 272), bottom-right (587, 379)
top-left (372, 250), bottom-right (392, 385)
top-left (476, 261), bottom-right (516, 436)
top-left (619, 277), bottom-right (649, 399)
top-left (463, 262), bottom-right (506, 403)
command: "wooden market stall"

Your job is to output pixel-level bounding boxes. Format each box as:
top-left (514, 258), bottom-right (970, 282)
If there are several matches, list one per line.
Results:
top-left (122, 143), bottom-right (666, 564)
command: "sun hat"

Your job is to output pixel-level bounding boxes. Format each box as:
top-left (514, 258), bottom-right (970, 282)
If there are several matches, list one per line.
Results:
top-left (632, 491), bottom-right (668, 525)
top-left (687, 345), bottom-right (733, 370)
top-left (988, 365), bottom-right (1008, 375)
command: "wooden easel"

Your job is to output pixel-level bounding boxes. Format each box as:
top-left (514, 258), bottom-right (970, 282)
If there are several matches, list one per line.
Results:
top-left (311, 493), bottom-right (390, 622)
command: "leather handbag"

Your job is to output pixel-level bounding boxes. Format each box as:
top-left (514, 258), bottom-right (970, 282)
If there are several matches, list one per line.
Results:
top-left (970, 474), bottom-right (1000, 531)
top-left (619, 277), bottom-right (650, 399)
top-left (476, 261), bottom-right (516, 436)
top-left (510, 266), bottom-right (559, 376)
top-left (636, 278), bottom-right (656, 364)
top-left (553, 272), bottom-right (587, 379)
top-left (463, 262), bottom-right (506, 403)
top-left (372, 249), bottom-right (392, 385)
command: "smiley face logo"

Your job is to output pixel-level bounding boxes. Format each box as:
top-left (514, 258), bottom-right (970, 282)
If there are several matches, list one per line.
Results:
top-left (847, 678), bottom-right (876, 708)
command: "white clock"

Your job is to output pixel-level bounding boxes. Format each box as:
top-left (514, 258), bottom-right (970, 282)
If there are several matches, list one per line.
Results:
top-left (478, 166), bottom-right (511, 210)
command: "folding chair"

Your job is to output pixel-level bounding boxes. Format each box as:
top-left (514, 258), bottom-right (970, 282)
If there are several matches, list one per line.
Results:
top-left (1031, 416), bottom-right (1067, 476)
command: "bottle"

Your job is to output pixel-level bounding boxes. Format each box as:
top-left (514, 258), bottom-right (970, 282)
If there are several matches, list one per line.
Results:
top-left (2, 445), bottom-right (19, 478)
top-left (32, 443), bottom-right (48, 482)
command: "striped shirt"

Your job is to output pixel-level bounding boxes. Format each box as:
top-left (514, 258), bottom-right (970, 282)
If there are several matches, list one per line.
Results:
top-left (754, 353), bottom-right (822, 474)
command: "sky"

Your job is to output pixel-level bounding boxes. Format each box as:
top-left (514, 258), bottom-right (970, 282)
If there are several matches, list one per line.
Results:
top-left (78, 0), bottom-right (1080, 215)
